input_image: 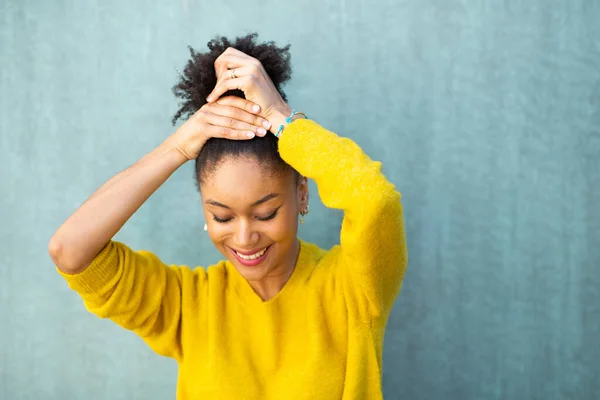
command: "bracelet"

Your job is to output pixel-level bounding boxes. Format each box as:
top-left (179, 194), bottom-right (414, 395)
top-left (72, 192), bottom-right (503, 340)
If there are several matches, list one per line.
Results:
top-left (274, 109), bottom-right (308, 137)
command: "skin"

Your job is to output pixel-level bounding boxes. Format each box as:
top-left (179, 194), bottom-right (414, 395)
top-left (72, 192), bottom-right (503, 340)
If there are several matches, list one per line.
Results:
top-left (49, 46), bottom-right (304, 302)
top-left (47, 96), bottom-right (272, 274)
top-left (200, 157), bottom-right (309, 301)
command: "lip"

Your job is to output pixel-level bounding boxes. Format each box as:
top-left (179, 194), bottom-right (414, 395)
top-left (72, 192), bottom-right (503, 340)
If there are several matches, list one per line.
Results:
top-left (229, 245), bottom-right (271, 267)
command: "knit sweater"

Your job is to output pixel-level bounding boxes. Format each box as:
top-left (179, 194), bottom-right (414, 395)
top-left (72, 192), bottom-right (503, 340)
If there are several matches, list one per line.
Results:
top-left (59, 119), bottom-right (408, 399)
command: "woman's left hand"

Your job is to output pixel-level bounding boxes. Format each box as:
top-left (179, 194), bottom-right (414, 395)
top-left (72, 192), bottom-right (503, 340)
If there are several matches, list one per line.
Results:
top-left (206, 47), bottom-right (291, 130)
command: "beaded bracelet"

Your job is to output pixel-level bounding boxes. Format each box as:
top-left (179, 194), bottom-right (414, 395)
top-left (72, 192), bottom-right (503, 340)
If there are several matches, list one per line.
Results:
top-left (274, 109), bottom-right (308, 137)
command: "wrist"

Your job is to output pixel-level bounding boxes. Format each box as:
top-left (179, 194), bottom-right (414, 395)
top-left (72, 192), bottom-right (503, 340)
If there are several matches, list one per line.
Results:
top-left (267, 105), bottom-right (292, 133)
top-left (268, 106), bottom-right (308, 137)
top-left (164, 133), bottom-right (198, 163)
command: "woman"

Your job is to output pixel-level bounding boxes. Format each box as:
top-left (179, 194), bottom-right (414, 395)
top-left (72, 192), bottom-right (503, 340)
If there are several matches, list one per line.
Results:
top-left (49, 34), bottom-right (408, 399)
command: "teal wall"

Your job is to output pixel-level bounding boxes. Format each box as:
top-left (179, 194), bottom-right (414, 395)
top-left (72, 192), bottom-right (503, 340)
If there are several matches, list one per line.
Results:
top-left (1, 1), bottom-right (599, 399)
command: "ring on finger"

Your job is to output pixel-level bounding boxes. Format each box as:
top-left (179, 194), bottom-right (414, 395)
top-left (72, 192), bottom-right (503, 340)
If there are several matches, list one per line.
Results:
top-left (229, 68), bottom-right (237, 79)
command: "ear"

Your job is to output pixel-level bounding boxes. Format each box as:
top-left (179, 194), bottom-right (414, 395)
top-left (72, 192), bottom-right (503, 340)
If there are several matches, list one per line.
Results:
top-left (297, 176), bottom-right (309, 211)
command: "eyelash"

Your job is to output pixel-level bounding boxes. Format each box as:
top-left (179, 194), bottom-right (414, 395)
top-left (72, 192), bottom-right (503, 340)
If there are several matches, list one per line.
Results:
top-left (211, 208), bottom-right (280, 224)
top-left (258, 209), bottom-right (279, 221)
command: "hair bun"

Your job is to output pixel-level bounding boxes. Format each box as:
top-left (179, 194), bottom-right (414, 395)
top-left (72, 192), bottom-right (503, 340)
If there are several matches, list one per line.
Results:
top-left (172, 33), bottom-right (292, 125)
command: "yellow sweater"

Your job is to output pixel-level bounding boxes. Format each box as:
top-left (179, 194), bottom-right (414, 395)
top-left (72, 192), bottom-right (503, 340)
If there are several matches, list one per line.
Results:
top-left (59, 119), bottom-right (408, 399)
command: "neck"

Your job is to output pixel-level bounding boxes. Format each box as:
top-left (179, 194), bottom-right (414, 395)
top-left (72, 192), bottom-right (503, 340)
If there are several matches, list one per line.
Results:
top-left (249, 239), bottom-right (300, 301)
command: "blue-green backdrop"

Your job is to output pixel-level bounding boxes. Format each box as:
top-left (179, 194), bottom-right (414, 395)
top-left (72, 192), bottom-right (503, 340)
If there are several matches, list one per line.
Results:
top-left (1, 0), bottom-right (599, 399)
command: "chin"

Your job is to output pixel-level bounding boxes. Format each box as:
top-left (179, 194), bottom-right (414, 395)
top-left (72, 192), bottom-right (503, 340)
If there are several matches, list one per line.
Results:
top-left (231, 257), bottom-right (275, 281)
top-left (238, 266), bottom-right (272, 282)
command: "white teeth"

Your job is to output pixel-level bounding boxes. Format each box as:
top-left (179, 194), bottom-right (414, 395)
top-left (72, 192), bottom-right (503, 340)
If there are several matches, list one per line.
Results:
top-left (235, 247), bottom-right (267, 261)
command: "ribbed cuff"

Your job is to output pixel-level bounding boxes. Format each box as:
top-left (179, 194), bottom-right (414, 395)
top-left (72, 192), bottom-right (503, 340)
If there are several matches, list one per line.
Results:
top-left (56, 241), bottom-right (120, 295)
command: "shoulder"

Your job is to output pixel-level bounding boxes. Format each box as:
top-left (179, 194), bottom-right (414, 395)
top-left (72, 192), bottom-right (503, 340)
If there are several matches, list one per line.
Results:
top-left (165, 260), bottom-right (227, 287)
top-left (300, 239), bottom-right (342, 269)
top-left (205, 260), bottom-right (228, 276)
top-left (203, 260), bottom-right (236, 288)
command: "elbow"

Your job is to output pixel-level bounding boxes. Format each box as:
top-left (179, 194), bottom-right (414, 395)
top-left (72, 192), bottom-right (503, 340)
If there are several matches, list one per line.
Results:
top-left (48, 235), bottom-right (86, 274)
top-left (369, 181), bottom-right (401, 208)
top-left (48, 235), bottom-right (63, 266)
top-left (375, 188), bottom-right (403, 220)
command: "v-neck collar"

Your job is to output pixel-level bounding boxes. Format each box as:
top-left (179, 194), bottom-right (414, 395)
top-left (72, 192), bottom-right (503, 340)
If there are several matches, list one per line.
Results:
top-left (227, 239), bottom-right (313, 307)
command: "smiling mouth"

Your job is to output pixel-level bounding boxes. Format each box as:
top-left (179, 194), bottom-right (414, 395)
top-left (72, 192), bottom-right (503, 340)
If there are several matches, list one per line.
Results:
top-left (234, 247), bottom-right (268, 260)
top-left (230, 245), bottom-right (272, 266)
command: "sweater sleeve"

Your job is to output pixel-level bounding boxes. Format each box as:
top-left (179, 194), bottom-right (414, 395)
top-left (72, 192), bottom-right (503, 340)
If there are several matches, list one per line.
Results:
top-left (278, 119), bottom-right (408, 319)
top-left (57, 240), bottom-right (204, 362)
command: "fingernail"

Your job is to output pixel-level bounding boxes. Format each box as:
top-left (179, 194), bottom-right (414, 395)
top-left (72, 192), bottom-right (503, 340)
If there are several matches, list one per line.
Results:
top-left (262, 120), bottom-right (271, 129)
top-left (252, 105), bottom-right (260, 113)
top-left (206, 97), bottom-right (212, 103)
top-left (246, 132), bottom-right (255, 138)
top-left (257, 127), bottom-right (267, 135)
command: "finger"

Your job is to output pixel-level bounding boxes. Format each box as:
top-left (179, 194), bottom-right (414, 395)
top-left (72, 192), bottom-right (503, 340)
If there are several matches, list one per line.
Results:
top-left (224, 47), bottom-right (253, 58)
top-left (215, 63), bottom-right (253, 87)
top-left (207, 123), bottom-right (257, 140)
top-left (214, 55), bottom-right (246, 80)
top-left (214, 50), bottom-right (259, 78)
top-left (226, 65), bottom-right (257, 80)
top-left (216, 95), bottom-right (261, 114)
top-left (206, 75), bottom-right (250, 103)
top-left (204, 109), bottom-right (268, 136)
top-left (213, 98), bottom-right (272, 130)
top-left (210, 66), bottom-right (257, 102)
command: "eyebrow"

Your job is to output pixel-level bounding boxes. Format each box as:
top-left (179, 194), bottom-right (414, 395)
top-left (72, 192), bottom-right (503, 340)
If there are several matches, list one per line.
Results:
top-left (205, 193), bottom-right (280, 209)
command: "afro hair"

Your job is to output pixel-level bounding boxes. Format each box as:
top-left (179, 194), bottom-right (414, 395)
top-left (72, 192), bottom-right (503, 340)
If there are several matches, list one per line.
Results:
top-left (171, 33), bottom-right (292, 125)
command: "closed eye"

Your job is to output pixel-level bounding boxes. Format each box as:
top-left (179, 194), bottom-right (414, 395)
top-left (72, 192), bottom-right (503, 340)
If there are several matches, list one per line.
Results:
top-left (212, 215), bottom-right (232, 223)
top-left (211, 207), bottom-right (281, 223)
top-left (256, 207), bottom-right (280, 221)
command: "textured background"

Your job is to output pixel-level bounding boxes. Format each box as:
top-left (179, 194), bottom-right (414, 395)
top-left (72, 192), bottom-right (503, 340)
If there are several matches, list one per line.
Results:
top-left (1, 0), bottom-right (599, 399)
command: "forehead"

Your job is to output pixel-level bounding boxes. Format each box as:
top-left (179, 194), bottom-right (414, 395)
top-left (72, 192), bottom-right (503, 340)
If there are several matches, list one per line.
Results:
top-left (200, 157), bottom-right (294, 203)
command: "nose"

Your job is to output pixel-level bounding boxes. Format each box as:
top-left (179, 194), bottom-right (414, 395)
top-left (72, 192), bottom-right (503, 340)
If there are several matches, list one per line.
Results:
top-left (233, 218), bottom-right (260, 248)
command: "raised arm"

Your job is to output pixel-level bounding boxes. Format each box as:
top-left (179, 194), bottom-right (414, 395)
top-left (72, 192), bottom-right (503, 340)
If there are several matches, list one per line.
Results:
top-left (48, 97), bottom-right (268, 273)
top-left (205, 48), bottom-right (407, 319)
top-left (278, 119), bottom-right (408, 319)
top-left (48, 97), bottom-right (270, 360)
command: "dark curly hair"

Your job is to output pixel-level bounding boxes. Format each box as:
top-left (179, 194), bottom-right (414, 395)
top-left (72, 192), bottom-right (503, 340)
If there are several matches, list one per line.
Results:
top-left (171, 33), bottom-right (299, 187)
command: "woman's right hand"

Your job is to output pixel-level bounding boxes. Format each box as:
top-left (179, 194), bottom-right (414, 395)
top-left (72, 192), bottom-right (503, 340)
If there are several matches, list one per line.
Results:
top-left (172, 96), bottom-right (272, 160)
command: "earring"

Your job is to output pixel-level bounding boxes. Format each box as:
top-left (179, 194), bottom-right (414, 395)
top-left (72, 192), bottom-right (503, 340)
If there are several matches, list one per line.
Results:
top-left (299, 204), bottom-right (310, 225)
top-left (203, 223), bottom-right (208, 232)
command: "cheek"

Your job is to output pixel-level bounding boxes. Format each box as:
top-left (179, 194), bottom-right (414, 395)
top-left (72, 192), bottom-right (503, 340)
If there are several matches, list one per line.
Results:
top-left (202, 210), bottom-right (226, 243)
top-left (206, 221), bottom-right (231, 245)
top-left (269, 209), bottom-right (298, 240)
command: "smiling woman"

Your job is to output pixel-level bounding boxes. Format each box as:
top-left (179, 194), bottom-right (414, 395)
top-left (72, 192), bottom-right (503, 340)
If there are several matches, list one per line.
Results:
top-left (201, 157), bottom-right (305, 297)
top-left (48, 33), bottom-right (408, 400)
